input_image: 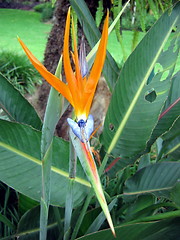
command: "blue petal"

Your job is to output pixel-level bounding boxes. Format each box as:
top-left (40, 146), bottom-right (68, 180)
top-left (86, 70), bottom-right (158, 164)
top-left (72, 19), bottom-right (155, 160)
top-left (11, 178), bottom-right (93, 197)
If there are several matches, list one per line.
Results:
top-left (67, 118), bottom-right (82, 141)
top-left (67, 115), bottom-right (94, 142)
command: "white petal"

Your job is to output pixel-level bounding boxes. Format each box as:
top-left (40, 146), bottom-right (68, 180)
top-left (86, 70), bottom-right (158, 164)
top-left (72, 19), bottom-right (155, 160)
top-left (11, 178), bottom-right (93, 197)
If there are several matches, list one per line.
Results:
top-left (85, 115), bottom-right (94, 140)
top-left (67, 118), bottom-right (82, 141)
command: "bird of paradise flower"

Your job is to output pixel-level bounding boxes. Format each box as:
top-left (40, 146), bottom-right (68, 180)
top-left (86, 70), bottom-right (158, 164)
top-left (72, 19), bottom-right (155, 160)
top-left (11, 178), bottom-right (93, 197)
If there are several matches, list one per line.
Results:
top-left (18, 8), bottom-right (115, 236)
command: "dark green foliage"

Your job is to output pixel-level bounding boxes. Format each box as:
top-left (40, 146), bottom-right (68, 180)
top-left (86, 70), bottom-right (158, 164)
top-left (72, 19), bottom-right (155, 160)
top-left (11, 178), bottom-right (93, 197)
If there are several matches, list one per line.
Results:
top-left (34, 2), bottom-right (55, 22)
top-left (0, 50), bottom-right (41, 95)
top-left (34, 2), bottom-right (50, 13)
top-left (0, 182), bottom-right (18, 238)
top-left (41, 5), bottom-right (54, 22)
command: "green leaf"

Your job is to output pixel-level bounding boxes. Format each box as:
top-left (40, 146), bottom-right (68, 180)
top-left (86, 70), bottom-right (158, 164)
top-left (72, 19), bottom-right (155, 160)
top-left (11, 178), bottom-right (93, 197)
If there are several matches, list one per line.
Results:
top-left (148, 0), bottom-right (160, 19)
top-left (64, 179), bottom-right (74, 239)
top-left (69, 0), bottom-right (120, 91)
top-left (138, 153), bottom-right (151, 170)
top-left (0, 73), bottom-right (42, 130)
top-left (85, 198), bottom-right (117, 234)
top-left (41, 56), bottom-right (68, 157)
top-left (159, 116), bottom-right (180, 160)
top-left (136, 0), bottom-right (146, 32)
top-left (77, 206), bottom-right (101, 235)
top-left (39, 57), bottom-right (68, 240)
top-left (75, 218), bottom-right (180, 240)
top-left (162, 135), bottom-right (180, 160)
top-left (0, 213), bottom-right (15, 231)
top-left (167, 138), bottom-right (180, 159)
top-left (18, 194), bottom-right (39, 216)
top-left (148, 71), bottom-right (180, 148)
top-left (123, 162), bottom-right (180, 200)
top-left (171, 181), bottom-right (180, 208)
top-left (0, 120), bottom-right (90, 207)
top-left (124, 195), bottom-right (155, 222)
top-left (95, 0), bottom-right (103, 28)
top-left (15, 206), bottom-right (59, 240)
top-left (101, 3), bottom-right (180, 158)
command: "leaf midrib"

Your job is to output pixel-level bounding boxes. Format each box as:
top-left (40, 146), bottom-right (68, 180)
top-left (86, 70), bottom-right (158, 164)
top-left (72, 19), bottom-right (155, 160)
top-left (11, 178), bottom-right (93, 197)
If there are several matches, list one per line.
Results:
top-left (123, 185), bottom-right (173, 195)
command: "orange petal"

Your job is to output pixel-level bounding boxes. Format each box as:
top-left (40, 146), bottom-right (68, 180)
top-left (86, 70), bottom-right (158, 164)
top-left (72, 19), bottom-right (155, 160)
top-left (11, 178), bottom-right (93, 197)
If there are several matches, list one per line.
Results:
top-left (18, 37), bottom-right (74, 106)
top-left (83, 11), bottom-right (109, 116)
top-left (63, 8), bottom-right (79, 110)
top-left (71, 16), bottom-right (82, 91)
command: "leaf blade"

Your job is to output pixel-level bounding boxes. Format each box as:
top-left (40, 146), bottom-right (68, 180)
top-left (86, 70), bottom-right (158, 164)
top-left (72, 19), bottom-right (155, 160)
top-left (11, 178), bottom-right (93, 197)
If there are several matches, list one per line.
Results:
top-left (0, 120), bottom-right (90, 207)
top-left (102, 3), bottom-right (180, 158)
top-left (0, 73), bottom-right (42, 129)
top-left (123, 162), bottom-right (180, 199)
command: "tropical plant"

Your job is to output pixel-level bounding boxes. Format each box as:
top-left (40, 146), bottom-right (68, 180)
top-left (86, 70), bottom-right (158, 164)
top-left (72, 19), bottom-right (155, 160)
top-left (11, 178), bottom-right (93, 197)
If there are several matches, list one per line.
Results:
top-left (0, 1), bottom-right (179, 240)
top-left (0, 50), bottom-right (41, 95)
top-left (110, 0), bottom-right (175, 61)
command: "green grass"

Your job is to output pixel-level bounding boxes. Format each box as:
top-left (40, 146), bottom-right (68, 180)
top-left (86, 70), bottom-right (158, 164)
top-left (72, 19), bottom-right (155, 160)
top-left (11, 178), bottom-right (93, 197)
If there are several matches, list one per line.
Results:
top-left (0, 9), bottom-right (179, 72)
top-left (0, 9), bottom-right (52, 61)
top-left (0, 9), bottom-right (143, 65)
top-left (107, 30), bottom-right (145, 65)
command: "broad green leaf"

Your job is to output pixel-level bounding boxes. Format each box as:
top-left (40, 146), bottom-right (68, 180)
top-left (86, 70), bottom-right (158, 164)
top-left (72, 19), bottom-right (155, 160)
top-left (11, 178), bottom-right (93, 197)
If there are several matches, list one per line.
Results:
top-left (18, 194), bottom-right (39, 216)
top-left (124, 195), bottom-right (155, 222)
top-left (148, 71), bottom-right (180, 148)
top-left (137, 153), bottom-right (151, 170)
top-left (162, 136), bottom-right (180, 160)
top-left (101, 3), bottom-right (180, 158)
top-left (16, 206), bottom-right (59, 240)
top-left (171, 181), bottom-right (180, 208)
top-left (69, 0), bottom-right (120, 91)
top-left (163, 117), bottom-right (180, 142)
top-left (104, 152), bottom-right (150, 176)
top-left (0, 73), bottom-right (42, 130)
top-left (76, 218), bottom-right (180, 240)
top-left (159, 117), bottom-right (180, 160)
top-left (103, 155), bottom-right (135, 176)
top-left (0, 120), bottom-right (90, 207)
top-left (166, 137), bottom-right (180, 159)
top-left (123, 162), bottom-right (180, 200)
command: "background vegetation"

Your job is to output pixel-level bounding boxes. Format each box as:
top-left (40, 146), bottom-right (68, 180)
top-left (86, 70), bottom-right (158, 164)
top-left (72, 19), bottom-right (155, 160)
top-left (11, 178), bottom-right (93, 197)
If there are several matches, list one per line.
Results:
top-left (0, 0), bottom-right (179, 239)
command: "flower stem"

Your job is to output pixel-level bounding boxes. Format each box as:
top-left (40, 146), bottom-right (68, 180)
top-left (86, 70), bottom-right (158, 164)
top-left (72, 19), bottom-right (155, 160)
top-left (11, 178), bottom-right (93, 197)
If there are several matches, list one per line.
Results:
top-left (64, 141), bottom-right (77, 240)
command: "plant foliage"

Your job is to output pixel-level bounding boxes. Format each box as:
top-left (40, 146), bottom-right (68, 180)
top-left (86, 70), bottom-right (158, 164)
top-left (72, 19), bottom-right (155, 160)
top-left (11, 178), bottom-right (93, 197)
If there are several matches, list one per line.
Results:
top-left (0, 50), bottom-right (41, 95)
top-left (0, 1), bottom-right (179, 240)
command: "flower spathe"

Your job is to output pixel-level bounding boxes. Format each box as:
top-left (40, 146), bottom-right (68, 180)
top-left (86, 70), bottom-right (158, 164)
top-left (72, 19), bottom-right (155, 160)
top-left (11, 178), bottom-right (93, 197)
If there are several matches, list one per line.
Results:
top-left (18, 8), bottom-right (109, 122)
